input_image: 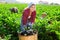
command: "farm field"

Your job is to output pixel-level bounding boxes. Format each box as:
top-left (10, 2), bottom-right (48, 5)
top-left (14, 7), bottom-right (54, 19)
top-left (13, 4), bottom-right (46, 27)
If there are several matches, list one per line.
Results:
top-left (0, 4), bottom-right (60, 40)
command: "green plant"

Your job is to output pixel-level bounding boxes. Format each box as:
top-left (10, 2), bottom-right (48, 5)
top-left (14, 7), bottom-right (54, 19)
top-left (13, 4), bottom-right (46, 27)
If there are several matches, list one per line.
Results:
top-left (0, 4), bottom-right (60, 40)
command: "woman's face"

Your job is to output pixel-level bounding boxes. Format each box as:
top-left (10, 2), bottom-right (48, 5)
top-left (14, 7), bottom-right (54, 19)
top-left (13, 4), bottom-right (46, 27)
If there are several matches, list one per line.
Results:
top-left (30, 5), bottom-right (36, 12)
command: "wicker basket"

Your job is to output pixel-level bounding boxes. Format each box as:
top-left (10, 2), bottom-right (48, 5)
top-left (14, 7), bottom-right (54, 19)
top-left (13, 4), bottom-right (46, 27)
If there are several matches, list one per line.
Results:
top-left (18, 32), bottom-right (38, 40)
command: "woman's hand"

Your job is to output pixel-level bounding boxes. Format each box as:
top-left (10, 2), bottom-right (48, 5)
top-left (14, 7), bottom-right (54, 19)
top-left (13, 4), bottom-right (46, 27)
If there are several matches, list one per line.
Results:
top-left (28, 22), bottom-right (33, 26)
top-left (24, 25), bottom-right (26, 27)
top-left (32, 23), bottom-right (33, 25)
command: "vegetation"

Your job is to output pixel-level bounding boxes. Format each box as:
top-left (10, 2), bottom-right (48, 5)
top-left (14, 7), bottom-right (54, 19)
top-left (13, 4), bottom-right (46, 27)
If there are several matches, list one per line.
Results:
top-left (0, 4), bottom-right (60, 40)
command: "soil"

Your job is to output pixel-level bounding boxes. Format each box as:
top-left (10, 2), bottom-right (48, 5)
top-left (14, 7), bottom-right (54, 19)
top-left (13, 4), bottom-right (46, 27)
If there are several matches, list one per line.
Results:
top-left (20, 30), bottom-right (37, 36)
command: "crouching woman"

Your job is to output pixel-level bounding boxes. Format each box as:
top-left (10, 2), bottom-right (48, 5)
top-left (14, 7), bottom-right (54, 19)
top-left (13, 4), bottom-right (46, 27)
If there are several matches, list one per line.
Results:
top-left (20, 3), bottom-right (36, 32)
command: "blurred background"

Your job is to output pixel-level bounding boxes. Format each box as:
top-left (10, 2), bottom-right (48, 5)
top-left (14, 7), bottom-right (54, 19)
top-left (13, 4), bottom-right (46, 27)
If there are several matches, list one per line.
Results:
top-left (0, 0), bottom-right (60, 5)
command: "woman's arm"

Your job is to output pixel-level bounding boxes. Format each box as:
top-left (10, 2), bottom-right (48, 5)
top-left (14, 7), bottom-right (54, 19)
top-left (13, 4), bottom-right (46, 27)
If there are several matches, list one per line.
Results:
top-left (22, 10), bottom-right (28, 25)
top-left (30, 11), bottom-right (36, 24)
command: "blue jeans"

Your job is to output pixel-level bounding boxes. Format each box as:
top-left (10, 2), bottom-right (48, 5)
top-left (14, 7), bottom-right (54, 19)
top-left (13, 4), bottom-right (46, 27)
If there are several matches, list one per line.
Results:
top-left (20, 19), bottom-right (33, 31)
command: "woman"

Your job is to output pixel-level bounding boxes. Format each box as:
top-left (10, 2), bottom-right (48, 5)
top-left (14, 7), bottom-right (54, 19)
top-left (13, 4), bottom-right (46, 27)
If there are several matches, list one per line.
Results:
top-left (20, 3), bottom-right (36, 32)
top-left (40, 12), bottom-right (47, 19)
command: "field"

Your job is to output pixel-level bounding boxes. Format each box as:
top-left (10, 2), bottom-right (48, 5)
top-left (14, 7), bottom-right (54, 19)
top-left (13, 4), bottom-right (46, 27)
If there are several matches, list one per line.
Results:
top-left (0, 4), bottom-right (60, 40)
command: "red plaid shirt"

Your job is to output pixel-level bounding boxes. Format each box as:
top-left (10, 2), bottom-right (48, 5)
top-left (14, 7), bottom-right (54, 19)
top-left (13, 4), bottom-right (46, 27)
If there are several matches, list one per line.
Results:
top-left (22, 8), bottom-right (36, 25)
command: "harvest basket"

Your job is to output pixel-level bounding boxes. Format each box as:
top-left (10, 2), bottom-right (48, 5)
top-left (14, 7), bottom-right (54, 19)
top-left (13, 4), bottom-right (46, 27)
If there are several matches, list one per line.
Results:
top-left (18, 31), bottom-right (38, 40)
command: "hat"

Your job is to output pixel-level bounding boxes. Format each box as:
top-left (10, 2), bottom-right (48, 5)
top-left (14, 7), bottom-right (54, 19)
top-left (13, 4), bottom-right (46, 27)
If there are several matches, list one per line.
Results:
top-left (28, 2), bottom-right (35, 8)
